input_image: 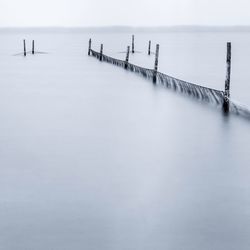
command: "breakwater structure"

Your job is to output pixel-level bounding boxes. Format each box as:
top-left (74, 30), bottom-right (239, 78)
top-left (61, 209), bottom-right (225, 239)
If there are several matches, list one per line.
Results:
top-left (88, 36), bottom-right (250, 120)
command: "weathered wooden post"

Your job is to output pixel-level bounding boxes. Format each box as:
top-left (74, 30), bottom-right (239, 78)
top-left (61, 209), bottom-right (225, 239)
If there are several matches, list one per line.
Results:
top-left (153, 44), bottom-right (159, 83)
top-left (148, 40), bottom-right (151, 55)
top-left (23, 40), bottom-right (26, 56)
top-left (132, 35), bottom-right (135, 53)
top-left (32, 40), bottom-right (34, 54)
top-left (223, 42), bottom-right (231, 113)
top-left (99, 44), bottom-right (103, 61)
top-left (88, 38), bottom-right (92, 56)
top-left (125, 46), bottom-right (130, 69)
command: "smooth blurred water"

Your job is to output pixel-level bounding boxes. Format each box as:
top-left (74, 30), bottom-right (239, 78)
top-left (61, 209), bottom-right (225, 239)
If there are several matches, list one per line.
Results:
top-left (0, 30), bottom-right (250, 250)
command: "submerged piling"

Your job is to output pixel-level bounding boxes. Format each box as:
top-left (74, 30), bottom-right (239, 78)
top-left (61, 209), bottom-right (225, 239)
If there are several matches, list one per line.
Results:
top-left (99, 44), bottom-right (103, 61)
top-left (125, 46), bottom-right (130, 69)
top-left (132, 35), bottom-right (135, 53)
top-left (153, 44), bottom-right (159, 83)
top-left (88, 38), bottom-right (92, 56)
top-left (23, 40), bottom-right (26, 56)
top-left (223, 42), bottom-right (231, 113)
top-left (32, 40), bottom-right (35, 54)
top-left (148, 40), bottom-right (151, 55)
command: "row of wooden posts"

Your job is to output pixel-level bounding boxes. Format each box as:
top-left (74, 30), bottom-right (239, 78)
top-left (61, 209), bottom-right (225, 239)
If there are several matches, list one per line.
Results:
top-left (90, 35), bottom-right (231, 113)
top-left (88, 37), bottom-right (160, 83)
top-left (132, 35), bottom-right (151, 55)
top-left (23, 39), bottom-right (35, 56)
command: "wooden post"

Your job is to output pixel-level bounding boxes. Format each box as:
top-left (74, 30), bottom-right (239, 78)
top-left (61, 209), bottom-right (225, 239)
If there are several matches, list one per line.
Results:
top-left (23, 40), bottom-right (26, 56)
top-left (125, 46), bottom-right (130, 69)
top-left (132, 35), bottom-right (135, 53)
top-left (99, 44), bottom-right (103, 61)
top-left (148, 40), bottom-right (151, 55)
top-left (88, 38), bottom-right (92, 56)
top-left (223, 42), bottom-right (231, 113)
top-left (32, 40), bottom-right (35, 54)
top-left (153, 44), bottom-right (159, 83)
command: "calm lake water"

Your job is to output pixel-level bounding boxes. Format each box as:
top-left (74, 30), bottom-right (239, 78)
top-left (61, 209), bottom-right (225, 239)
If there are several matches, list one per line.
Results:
top-left (0, 29), bottom-right (250, 250)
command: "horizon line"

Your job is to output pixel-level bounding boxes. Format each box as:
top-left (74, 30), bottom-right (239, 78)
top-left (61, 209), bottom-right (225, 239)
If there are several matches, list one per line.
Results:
top-left (1, 25), bottom-right (250, 32)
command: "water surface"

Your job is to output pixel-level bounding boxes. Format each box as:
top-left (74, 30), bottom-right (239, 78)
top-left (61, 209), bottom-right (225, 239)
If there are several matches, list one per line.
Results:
top-left (0, 30), bottom-right (250, 250)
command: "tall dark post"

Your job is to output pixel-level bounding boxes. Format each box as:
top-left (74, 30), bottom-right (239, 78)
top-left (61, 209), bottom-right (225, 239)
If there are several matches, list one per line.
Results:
top-left (132, 35), bottom-right (135, 53)
top-left (32, 40), bottom-right (35, 54)
top-left (88, 38), bottom-right (92, 56)
top-left (99, 44), bottom-right (103, 61)
top-left (223, 42), bottom-right (231, 113)
top-left (23, 40), bottom-right (26, 56)
top-left (153, 44), bottom-right (159, 83)
top-left (125, 46), bottom-right (130, 69)
top-left (148, 40), bottom-right (151, 55)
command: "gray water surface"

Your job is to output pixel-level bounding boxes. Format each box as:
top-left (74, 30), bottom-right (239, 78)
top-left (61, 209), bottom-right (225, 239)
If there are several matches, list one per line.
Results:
top-left (0, 30), bottom-right (250, 250)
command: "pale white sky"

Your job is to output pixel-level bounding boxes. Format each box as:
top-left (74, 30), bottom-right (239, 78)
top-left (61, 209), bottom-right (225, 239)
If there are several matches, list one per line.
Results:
top-left (0, 0), bottom-right (249, 27)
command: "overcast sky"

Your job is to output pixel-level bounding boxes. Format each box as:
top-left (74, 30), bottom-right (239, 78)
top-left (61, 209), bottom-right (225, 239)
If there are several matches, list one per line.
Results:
top-left (0, 0), bottom-right (249, 27)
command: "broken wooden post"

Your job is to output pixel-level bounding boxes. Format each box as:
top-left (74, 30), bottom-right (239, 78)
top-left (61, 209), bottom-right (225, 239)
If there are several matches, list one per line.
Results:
top-left (88, 38), bottom-right (92, 56)
top-left (99, 44), bottom-right (103, 61)
top-left (32, 40), bottom-right (34, 54)
top-left (153, 44), bottom-right (159, 83)
top-left (125, 46), bottom-right (130, 69)
top-left (148, 40), bottom-right (151, 55)
top-left (23, 40), bottom-right (26, 56)
top-left (223, 42), bottom-right (231, 113)
top-left (132, 35), bottom-right (135, 53)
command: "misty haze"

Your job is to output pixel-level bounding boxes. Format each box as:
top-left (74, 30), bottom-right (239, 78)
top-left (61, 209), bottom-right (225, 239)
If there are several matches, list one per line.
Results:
top-left (0, 1), bottom-right (250, 250)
